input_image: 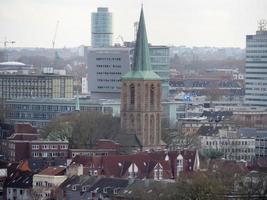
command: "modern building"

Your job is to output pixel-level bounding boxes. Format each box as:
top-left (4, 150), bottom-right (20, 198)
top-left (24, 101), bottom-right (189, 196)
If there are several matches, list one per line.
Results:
top-left (120, 8), bottom-right (163, 150)
top-left (245, 21), bottom-right (267, 107)
top-left (0, 73), bottom-right (73, 100)
top-left (149, 46), bottom-right (170, 99)
top-left (91, 7), bottom-right (113, 47)
top-left (86, 47), bottom-right (131, 96)
top-left (5, 98), bottom-right (120, 127)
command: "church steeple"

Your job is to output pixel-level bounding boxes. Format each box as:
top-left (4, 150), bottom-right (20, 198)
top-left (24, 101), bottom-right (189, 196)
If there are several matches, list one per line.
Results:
top-left (120, 8), bottom-right (163, 151)
top-left (133, 7), bottom-right (151, 72)
top-left (122, 8), bottom-right (160, 80)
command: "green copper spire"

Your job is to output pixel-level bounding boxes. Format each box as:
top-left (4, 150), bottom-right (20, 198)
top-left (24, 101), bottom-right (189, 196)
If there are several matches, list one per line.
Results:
top-left (122, 7), bottom-right (161, 80)
top-left (75, 91), bottom-right (80, 111)
top-left (133, 7), bottom-right (151, 71)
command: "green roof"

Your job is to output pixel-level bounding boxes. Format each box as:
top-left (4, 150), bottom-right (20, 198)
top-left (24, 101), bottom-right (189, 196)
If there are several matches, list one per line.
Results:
top-left (122, 7), bottom-right (161, 81)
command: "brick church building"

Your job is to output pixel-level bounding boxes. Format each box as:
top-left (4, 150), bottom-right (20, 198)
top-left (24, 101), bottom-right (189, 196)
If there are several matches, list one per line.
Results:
top-left (120, 8), bottom-right (164, 150)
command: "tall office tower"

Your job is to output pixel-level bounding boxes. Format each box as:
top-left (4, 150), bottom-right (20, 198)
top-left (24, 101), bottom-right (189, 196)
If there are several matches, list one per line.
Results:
top-left (245, 20), bottom-right (267, 107)
top-left (91, 7), bottom-right (113, 47)
top-left (86, 47), bottom-right (131, 98)
top-left (121, 8), bottom-right (163, 150)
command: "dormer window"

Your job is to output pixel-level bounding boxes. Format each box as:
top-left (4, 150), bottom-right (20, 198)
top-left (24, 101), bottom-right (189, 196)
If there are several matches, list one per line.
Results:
top-left (94, 170), bottom-right (98, 176)
top-left (177, 154), bottom-right (184, 176)
top-left (128, 163), bottom-right (138, 178)
top-left (114, 188), bottom-right (120, 194)
top-left (72, 185), bottom-right (77, 191)
top-left (154, 163), bottom-right (163, 180)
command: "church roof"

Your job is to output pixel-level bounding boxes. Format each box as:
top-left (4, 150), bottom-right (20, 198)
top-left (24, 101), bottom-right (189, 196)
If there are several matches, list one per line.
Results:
top-left (122, 7), bottom-right (161, 81)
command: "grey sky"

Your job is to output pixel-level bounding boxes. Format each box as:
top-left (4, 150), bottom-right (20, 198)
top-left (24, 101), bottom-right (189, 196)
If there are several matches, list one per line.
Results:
top-left (0, 0), bottom-right (266, 48)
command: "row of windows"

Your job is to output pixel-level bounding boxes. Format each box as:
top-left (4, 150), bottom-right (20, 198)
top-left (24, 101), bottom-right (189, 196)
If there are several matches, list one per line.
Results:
top-left (206, 140), bottom-right (254, 146)
top-left (245, 82), bottom-right (267, 86)
top-left (247, 44), bottom-right (267, 48)
top-left (246, 50), bottom-right (267, 53)
top-left (32, 152), bottom-right (66, 158)
top-left (97, 79), bottom-right (121, 82)
top-left (32, 144), bottom-right (68, 150)
top-left (246, 56), bottom-right (267, 59)
top-left (96, 57), bottom-right (121, 61)
top-left (96, 71), bottom-right (122, 75)
top-left (97, 86), bottom-right (119, 89)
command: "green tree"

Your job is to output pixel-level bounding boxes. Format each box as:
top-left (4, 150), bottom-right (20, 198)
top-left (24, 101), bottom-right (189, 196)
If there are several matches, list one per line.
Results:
top-left (41, 112), bottom-right (121, 148)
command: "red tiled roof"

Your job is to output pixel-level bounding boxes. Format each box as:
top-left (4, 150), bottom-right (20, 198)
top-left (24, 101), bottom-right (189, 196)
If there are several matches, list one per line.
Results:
top-left (38, 166), bottom-right (65, 176)
top-left (8, 133), bottom-right (40, 141)
top-left (15, 123), bottom-right (37, 134)
top-left (71, 150), bottom-right (198, 179)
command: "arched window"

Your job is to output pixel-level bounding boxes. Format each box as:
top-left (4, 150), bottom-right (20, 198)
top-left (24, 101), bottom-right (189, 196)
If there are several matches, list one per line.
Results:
top-left (130, 84), bottom-right (135, 105)
top-left (150, 84), bottom-right (155, 105)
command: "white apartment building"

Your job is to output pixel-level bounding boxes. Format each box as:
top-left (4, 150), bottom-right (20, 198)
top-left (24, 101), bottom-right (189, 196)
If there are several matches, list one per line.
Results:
top-left (200, 136), bottom-right (255, 161)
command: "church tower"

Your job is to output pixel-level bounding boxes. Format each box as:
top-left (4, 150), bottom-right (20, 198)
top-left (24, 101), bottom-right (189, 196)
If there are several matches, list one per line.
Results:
top-left (120, 8), bottom-right (163, 150)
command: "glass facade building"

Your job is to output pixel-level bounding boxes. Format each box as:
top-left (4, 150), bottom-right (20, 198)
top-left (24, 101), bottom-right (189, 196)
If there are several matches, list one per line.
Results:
top-left (149, 46), bottom-right (170, 99)
top-left (91, 7), bottom-right (113, 47)
top-left (245, 28), bottom-right (267, 107)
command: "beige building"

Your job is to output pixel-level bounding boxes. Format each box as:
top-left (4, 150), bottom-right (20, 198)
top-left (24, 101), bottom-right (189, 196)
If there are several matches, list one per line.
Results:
top-left (0, 74), bottom-right (73, 99)
top-left (32, 167), bottom-right (67, 199)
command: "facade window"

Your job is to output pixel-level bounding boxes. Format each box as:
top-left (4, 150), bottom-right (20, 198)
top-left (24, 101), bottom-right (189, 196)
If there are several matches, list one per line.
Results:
top-left (32, 145), bottom-right (39, 150)
top-left (150, 84), bottom-right (155, 105)
top-left (50, 145), bottom-right (58, 149)
top-left (42, 145), bottom-right (49, 149)
top-left (130, 84), bottom-right (135, 105)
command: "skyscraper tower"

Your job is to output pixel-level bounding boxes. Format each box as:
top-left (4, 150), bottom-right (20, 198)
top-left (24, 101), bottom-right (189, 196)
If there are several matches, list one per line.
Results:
top-left (91, 7), bottom-right (113, 47)
top-left (245, 20), bottom-right (267, 107)
top-left (120, 8), bottom-right (163, 150)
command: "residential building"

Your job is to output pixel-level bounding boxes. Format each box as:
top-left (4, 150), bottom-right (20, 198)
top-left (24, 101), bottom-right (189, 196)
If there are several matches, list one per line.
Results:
top-left (255, 137), bottom-right (267, 158)
top-left (86, 47), bottom-right (131, 96)
top-left (120, 8), bottom-right (163, 150)
top-left (69, 139), bottom-right (120, 158)
top-left (91, 7), bottom-right (113, 47)
top-left (58, 176), bottom-right (128, 200)
top-left (200, 136), bottom-right (255, 161)
top-left (245, 21), bottom-right (267, 106)
top-left (32, 166), bottom-right (67, 199)
top-left (0, 73), bottom-right (73, 100)
top-left (57, 175), bottom-right (97, 200)
top-left (232, 108), bottom-right (267, 129)
top-left (0, 123), bottom-right (69, 171)
top-left (4, 161), bottom-right (33, 200)
top-left (71, 150), bottom-right (199, 179)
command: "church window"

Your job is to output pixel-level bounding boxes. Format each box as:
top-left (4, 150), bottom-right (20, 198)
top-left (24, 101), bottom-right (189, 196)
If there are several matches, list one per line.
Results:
top-left (150, 84), bottom-right (155, 105)
top-left (130, 84), bottom-right (135, 105)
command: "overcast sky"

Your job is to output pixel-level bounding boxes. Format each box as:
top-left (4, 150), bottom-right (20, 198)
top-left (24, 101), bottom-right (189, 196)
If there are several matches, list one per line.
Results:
top-left (0, 0), bottom-right (266, 48)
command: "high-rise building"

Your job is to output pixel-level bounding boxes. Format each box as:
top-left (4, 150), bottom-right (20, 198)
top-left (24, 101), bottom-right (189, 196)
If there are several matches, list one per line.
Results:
top-left (245, 20), bottom-right (267, 107)
top-left (91, 7), bottom-right (113, 47)
top-left (120, 8), bottom-right (163, 150)
top-left (86, 47), bottom-right (131, 97)
top-left (149, 46), bottom-right (170, 99)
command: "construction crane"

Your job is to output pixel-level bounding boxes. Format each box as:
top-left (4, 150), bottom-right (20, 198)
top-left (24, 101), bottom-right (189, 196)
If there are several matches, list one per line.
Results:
top-left (52, 21), bottom-right (59, 48)
top-left (0, 37), bottom-right (15, 48)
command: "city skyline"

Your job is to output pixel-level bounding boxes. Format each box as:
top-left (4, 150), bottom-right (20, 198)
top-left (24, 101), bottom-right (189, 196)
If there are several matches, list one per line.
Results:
top-left (0, 0), bottom-right (267, 48)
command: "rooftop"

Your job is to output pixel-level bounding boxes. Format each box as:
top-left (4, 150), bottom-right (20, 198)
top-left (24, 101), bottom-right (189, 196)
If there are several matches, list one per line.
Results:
top-left (38, 166), bottom-right (66, 176)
